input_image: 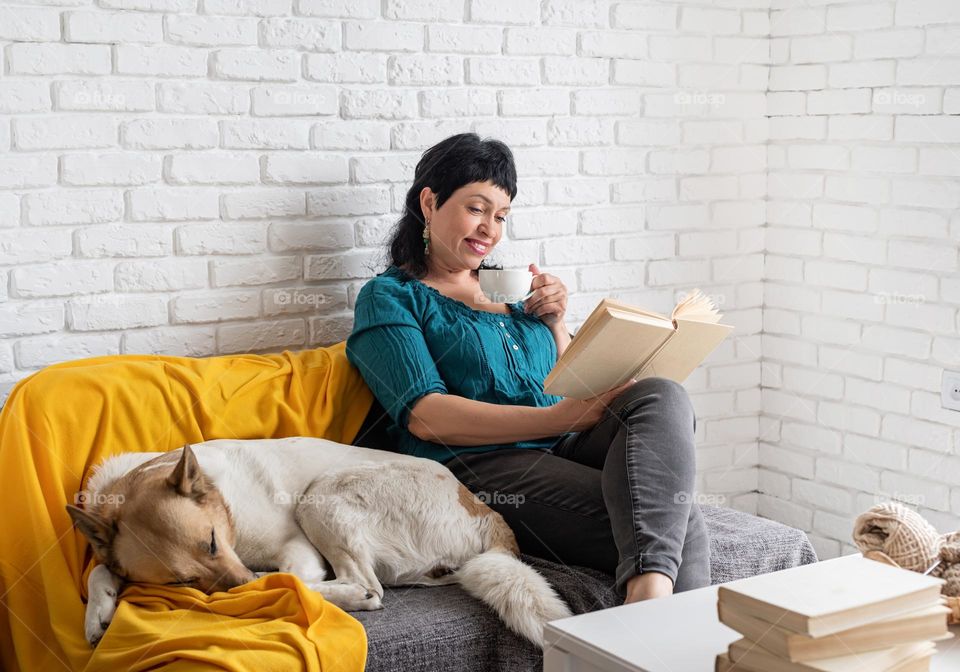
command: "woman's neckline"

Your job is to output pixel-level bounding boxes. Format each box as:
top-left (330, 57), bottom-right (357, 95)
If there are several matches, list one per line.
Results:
top-left (389, 265), bottom-right (523, 320)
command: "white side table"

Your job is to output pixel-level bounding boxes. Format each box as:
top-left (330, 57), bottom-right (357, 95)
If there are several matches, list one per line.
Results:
top-left (544, 556), bottom-right (960, 672)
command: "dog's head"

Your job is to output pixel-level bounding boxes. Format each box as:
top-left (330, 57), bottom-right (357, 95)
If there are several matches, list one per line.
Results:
top-left (66, 445), bottom-right (256, 593)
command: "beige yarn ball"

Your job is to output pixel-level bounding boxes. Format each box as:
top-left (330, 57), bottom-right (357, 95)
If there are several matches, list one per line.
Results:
top-left (852, 501), bottom-right (942, 573)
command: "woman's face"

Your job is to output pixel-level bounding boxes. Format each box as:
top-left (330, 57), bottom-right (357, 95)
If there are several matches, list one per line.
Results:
top-left (420, 180), bottom-right (511, 273)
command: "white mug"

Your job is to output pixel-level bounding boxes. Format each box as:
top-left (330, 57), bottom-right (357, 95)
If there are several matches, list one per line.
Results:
top-left (478, 268), bottom-right (534, 304)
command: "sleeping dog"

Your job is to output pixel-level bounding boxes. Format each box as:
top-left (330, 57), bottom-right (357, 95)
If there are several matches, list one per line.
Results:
top-left (66, 438), bottom-right (571, 648)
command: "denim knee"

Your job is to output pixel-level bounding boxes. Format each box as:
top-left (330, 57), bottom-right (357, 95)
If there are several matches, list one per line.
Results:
top-left (635, 376), bottom-right (689, 403)
top-left (616, 377), bottom-right (694, 423)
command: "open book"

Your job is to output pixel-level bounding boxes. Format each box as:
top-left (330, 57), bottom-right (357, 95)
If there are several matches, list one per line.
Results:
top-left (543, 289), bottom-right (734, 400)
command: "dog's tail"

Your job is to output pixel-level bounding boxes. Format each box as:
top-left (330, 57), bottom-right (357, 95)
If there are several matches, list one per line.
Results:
top-left (454, 548), bottom-right (573, 648)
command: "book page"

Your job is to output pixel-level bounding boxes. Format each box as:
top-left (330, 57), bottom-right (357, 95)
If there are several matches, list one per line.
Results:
top-left (601, 297), bottom-right (671, 322)
top-left (544, 314), bottom-right (673, 399)
top-left (636, 318), bottom-right (734, 382)
top-left (545, 290), bottom-right (732, 399)
top-left (607, 307), bottom-right (674, 329)
top-left (672, 288), bottom-right (724, 324)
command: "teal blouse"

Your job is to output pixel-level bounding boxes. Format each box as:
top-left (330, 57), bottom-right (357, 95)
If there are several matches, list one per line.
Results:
top-left (346, 265), bottom-right (568, 462)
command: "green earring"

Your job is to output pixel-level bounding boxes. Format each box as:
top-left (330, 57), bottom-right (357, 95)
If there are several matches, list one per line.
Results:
top-left (423, 221), bottom-right (430, 256)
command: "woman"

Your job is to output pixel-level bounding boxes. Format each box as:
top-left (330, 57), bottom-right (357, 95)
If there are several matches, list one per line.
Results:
top-left (346, 133), bottom-right (710, 604)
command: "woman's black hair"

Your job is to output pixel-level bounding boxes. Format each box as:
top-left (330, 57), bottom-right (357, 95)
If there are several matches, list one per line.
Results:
top-left (388, 132), bottom-right (516, 279)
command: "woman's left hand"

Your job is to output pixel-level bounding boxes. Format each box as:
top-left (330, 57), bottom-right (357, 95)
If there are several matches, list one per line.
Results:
top-left (525, 263), bottom-right (567, 328)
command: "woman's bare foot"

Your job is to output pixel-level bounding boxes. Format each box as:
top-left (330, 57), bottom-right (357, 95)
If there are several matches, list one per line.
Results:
top-left (623, 571), bottom-right (674, 604)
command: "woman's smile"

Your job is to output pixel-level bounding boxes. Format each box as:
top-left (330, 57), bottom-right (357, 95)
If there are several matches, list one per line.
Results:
top-left (464, 238), bottom-right (489, 256)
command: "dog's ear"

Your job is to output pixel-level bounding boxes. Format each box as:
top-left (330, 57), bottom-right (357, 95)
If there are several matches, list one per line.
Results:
top-left (66, 504), bottom-right (116, 558)
top-left (167, 444), bottom-right (209, 500)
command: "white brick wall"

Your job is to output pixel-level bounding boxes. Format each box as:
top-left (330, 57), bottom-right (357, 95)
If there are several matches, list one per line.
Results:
top-left (0, 0), bottom-right (766, 516)
top-left (765, 0), bottom-right (960, 559)
top-left (2, 1), bottom-right (958, 547)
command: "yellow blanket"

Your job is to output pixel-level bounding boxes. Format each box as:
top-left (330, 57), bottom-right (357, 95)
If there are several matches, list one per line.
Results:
top-left (0, 343), bottom-right (374, 672)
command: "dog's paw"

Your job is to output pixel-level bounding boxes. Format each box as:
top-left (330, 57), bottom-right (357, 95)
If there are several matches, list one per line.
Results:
top-left (84, 564), bottom-right (122, 647)
top-left (336, 582), bottom-right (380, 611)
top-left (84, 600), bottom-right (116, 647)
top-left (307, 581), bottom-right (383, 611)
top-left (87, 623), bottom-right (106, 648)
top-left (357, 587), bottom-right (384, 611)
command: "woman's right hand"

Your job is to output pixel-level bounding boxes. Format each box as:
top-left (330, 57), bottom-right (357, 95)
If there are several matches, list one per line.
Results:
top-left (547, 379), bottom-right (638, 433)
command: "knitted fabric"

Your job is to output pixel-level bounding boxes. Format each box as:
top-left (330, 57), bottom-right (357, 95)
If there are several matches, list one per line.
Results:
top-left (936, 531), bottom-right (960, 599)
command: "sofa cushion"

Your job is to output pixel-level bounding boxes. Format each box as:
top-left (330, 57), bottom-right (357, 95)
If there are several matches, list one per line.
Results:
top-left (0, 345), bottom-right (377, 672)
top-left (354, 504), bottom-right (817, 672)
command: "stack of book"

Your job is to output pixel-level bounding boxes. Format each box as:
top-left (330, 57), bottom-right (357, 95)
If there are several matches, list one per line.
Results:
top-left (714, 555), bottom-right (952, 672)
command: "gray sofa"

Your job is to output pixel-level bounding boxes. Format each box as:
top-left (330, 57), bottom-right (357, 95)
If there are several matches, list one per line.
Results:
top-left (351, 404), bottom-right (818, 672)
top-left (355, 505), bottom-right (817, 672)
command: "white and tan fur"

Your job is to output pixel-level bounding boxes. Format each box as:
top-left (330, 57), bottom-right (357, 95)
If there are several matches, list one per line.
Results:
top-left (67, 437), bottom-right (571, 648)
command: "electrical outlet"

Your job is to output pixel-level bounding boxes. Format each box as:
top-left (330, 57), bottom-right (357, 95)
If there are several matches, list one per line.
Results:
top-left (942, 370), bottom-right (960, 412)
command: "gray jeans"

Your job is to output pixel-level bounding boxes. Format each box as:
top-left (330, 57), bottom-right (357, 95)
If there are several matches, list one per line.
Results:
top-left (444, 376), bottom-right (711, 595)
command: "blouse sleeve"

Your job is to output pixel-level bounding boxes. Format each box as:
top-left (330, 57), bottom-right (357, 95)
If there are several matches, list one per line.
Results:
top-left (346, 280), bottom-right (448, 430)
